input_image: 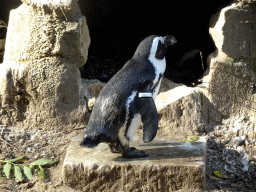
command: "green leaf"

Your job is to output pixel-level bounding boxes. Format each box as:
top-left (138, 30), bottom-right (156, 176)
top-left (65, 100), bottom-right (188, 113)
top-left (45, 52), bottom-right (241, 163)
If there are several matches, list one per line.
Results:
top-left (213, 170), bottom-right (228, 179)
top-left (14, 165), bottom-right (22, 181)
top-left (23, 166), bottom-right (33, 180)
top-left (3, 163), bottom-right (12, 178)
top-left (6, 156), bottom-right (26, 163)
top-left (38, 165), bottom-right (45, 181)
top-left (210, 175), bottom-right (221, 181)
top-left (29, 158), bottom-right (55, 167)
top-left (183, 136), bottom-right (199, 142)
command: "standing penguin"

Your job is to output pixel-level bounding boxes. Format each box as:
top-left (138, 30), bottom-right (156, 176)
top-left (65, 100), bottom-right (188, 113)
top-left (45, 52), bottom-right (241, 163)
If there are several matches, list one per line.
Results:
top-left (80, 35), bottom-right (177, 158)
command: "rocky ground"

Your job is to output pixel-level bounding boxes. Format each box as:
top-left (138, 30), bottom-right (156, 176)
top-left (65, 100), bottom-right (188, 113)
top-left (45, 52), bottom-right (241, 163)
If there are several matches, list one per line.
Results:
top-left (0, 115), bottom-right (255, 192)
top-left (204, 117), bottom-right (256, 192)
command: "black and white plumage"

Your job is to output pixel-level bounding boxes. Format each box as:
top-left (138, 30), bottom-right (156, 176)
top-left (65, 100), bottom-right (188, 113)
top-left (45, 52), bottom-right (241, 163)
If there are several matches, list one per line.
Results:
top-left (80, 35), bottom-right (177, 158)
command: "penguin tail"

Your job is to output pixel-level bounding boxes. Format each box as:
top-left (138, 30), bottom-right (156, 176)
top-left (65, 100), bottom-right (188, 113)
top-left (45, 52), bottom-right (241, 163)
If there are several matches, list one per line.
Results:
top-left (80, 136), bottom-right (101, 148)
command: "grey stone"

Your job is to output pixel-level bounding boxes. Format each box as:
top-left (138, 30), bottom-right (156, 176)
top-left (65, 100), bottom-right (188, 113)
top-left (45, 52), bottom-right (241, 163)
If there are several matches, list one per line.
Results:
top-left (63, 132), bottom-right (206, 191)
top-left (232, 135), bottom-right (246, 147)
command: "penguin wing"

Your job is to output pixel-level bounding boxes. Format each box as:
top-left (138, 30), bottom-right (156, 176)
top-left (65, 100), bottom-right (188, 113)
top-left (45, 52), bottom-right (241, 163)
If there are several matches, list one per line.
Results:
top-left (136, 97), bottom-right (158, 143)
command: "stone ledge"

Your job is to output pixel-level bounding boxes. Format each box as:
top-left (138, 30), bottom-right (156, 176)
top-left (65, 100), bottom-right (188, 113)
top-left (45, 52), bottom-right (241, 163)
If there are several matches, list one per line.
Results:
top-left (63, 133), bottom-right (206, 191)
top-left (21, 0), bottom-right (77, 8)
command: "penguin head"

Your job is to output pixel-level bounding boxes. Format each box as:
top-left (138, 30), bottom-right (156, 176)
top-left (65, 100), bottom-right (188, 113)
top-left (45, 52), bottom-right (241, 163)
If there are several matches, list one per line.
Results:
top-left (134, 35), bottom-right (177, 60)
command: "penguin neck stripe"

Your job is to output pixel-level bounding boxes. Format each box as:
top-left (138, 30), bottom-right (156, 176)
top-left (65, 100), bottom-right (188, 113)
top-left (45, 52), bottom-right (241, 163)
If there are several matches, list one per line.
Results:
top-left (148, 37), bottom-right (166, 67)
top-left (149, 37), bottom-right (165, 61)
top-left (148, 37), bottom-right (166, 93)
top-left (138, 93), bottom-right (153, 98)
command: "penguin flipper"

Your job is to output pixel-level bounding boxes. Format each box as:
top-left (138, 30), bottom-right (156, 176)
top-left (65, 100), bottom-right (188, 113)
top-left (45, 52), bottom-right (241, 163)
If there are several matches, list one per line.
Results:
top-left (136, 97), bottom-right (158, 143)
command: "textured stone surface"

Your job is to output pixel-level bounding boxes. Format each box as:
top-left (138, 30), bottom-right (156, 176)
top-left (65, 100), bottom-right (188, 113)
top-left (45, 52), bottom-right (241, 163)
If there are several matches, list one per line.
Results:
top-left (159, 77), bottom-right (181, 94)
top-left (21, 0), bottom-right (77, 8)
top-left (205, 53), bottom-right (255, 118)
top-left (209, 3), bottom-right (256, 60)
top-left (155, 86), bottom-right (221, 136)
top-left (207, 2), bottom-right (256, 125)
top-left (0, 2), bottom-right (90, 129)
top-left (63, 133), bottom-right (206, 191)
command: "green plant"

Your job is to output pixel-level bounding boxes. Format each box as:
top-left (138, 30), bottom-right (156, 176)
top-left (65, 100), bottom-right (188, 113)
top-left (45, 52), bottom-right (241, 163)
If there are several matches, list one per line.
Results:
top-left (183, 135), bottom-right (199, 142)
top-left (210, 170), bottom-right (228, 181)
top-left (0, 156), bottom-right (55, 181)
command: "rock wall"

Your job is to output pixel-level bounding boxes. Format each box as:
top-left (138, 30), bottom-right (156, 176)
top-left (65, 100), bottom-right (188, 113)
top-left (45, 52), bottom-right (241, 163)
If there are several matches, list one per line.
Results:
top-left (0, 19), bottom-right (7, 63)
top-left (0, 0), bottom-right (90, 130)
top-left (206, 2), bottom-right (256, 122)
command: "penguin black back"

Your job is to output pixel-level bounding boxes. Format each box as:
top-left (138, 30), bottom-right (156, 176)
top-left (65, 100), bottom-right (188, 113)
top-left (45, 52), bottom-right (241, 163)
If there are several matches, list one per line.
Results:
top-left (81, 35), bottom-right (177, 158)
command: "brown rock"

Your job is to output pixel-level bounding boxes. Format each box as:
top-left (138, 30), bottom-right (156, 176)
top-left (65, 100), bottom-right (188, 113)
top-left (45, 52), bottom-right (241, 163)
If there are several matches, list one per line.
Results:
top-left (234, 0), bottom-right (256, 6)
top-left (21, 0), bottom-right (77, 9)
top-left (210, 4), bottom-right (256, 60)
top-left (159, 77), bottom-right (181, 93)
top-left (155, 86), bottom-right (221, 137)
top-left (0, 1), bottom-right (90, 130)
top-left (63, 133), bottom-right (206, 191)
top-left (206, 3), bottom-right (256, 121)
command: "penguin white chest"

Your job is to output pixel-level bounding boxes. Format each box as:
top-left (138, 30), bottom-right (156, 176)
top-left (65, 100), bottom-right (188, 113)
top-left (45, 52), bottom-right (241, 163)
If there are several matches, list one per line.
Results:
top-left (149, 57), bottom-right (166, 99)
top-left (118, 91), bottom-right (142, 146)
top-left (126, 113), bottom-right (141, 140)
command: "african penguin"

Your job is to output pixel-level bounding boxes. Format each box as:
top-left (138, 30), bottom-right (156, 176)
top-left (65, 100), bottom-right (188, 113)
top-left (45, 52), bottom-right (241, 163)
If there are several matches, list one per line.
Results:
top-left (80, 35), bottom-right (177, 158)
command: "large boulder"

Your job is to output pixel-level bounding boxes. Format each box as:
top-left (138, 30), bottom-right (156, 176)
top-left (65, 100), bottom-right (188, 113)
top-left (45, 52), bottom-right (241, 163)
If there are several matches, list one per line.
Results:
top-left (155, 86), bottom-right (222, 137)
top-left (206, 2), bottom-right (256, 121)
top-left (0, 0), bottom-right (90, 130)
top-left (209, 3), bottom-right (256, 60)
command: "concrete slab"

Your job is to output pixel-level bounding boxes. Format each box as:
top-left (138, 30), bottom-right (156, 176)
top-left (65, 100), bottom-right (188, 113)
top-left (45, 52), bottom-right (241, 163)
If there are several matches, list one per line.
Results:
top-left (63, 133), bottom-right (206, 191)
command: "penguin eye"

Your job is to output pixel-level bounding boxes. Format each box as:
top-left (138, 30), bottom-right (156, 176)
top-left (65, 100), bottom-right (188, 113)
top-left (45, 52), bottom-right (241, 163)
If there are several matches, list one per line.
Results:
top-left (159, 38), bottom-right (165, 45)
top-left (159, 39), bottom-right (167, 48)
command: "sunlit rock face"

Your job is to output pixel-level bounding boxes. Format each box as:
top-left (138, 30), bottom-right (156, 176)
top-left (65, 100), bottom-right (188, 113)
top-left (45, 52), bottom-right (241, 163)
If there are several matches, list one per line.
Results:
top-left (209, 3), bottom-right (256, 60)
top-left (0, 0), bottom-right (91, 130)
top-left (205, 2), bottom-right (256, 122)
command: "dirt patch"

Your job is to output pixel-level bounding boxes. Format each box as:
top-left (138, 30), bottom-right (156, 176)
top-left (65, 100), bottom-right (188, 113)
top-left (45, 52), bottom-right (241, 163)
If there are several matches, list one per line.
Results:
top-left (0, 125), bottom-right (85, 192)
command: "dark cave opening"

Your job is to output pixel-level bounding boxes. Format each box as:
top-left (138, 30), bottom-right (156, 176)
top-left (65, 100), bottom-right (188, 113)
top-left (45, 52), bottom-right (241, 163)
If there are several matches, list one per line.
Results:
top-left (78, 0), bottom-right (234, 82)
top-left (0, 0), bottom-right (234, 82)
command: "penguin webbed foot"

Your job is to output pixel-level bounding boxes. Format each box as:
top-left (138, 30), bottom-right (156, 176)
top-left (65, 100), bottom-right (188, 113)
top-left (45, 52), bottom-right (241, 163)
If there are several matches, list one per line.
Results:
top-left (121, 146), bottom-right (148, 158)
top-left (109, 143), bottom-right (137, 154)
top-left (109, 142), bottom-right (122, 153)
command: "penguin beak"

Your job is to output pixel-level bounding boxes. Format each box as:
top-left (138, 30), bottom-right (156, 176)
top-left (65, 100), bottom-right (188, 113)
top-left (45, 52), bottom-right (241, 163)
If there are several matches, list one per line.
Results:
top-left (164, 35), bottom-right (177, 46)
